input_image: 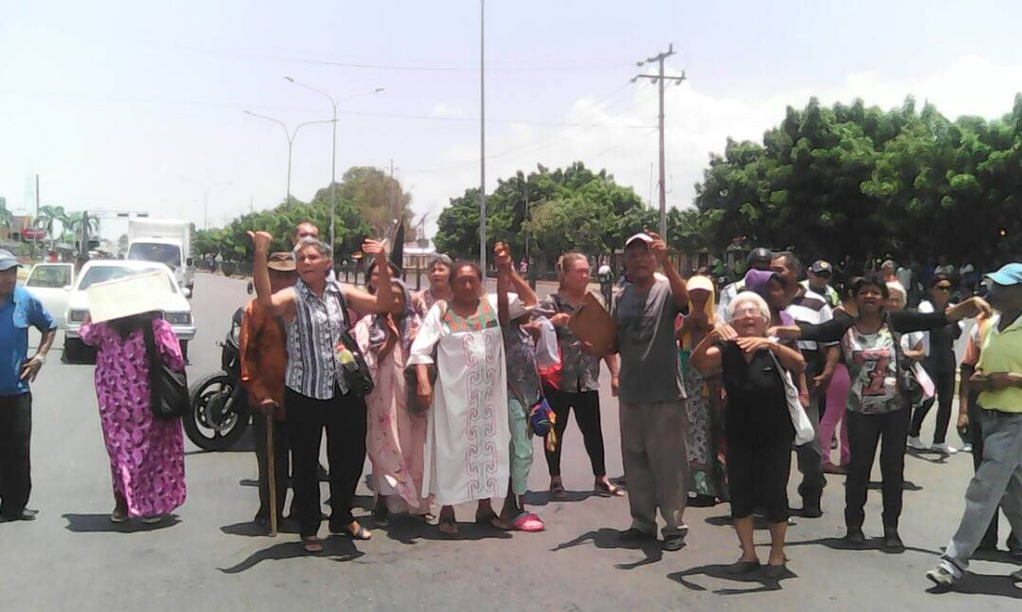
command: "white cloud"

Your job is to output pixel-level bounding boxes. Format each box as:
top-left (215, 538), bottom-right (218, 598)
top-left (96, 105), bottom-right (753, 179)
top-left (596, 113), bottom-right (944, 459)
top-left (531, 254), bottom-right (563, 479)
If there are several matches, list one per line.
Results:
top-left (432, 103), bottom-right (466, 118)
top-left (407, 55), bottom-right (1022, 237)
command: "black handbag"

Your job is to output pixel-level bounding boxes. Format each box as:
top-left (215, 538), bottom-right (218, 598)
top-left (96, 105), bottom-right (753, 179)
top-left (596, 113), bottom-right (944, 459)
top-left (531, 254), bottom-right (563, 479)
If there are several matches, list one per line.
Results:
top-left (334, 287), bottom-right (375, 396)
top-left (142, 321), bottom-right (190, 419)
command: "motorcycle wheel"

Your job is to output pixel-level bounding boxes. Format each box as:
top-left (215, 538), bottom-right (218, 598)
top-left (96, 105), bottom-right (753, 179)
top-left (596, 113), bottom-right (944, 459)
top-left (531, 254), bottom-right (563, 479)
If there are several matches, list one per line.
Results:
top-left (184, 371), bottom-right (250, 451)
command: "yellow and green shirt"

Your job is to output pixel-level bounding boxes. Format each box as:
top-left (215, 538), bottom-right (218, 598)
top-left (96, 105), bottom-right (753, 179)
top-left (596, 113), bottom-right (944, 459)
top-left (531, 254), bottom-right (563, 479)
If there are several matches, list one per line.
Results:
top-left (976, 312), bottom-right (1022, 413)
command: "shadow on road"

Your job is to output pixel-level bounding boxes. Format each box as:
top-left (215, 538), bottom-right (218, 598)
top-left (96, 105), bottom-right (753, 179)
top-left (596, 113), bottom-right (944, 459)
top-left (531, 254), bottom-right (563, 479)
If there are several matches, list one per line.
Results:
top-left (62, 513), bottom-right (181, 533)
top-left (551, 528), bottom-right (664, 569)
top-left (667, 563), bottom-right (795, 595)
top-left (379, 514), bottom-right (514, 545)
top-left (218, 537), bottom-right (365, 574)
top-left (784, 536), bottom-right (939, 556)
top-left (704, 514), bottom-right (781, 530)
top-left (522, 489), bottom-right (594, 506)
top-left (906, 448), bottom-right (952, 465)
top-left (220, 519), bottom-right (300, 537)
top-left (925, 572), bottom-right (1022, 599)
top-left (867, 480), bottom-right (923, 491)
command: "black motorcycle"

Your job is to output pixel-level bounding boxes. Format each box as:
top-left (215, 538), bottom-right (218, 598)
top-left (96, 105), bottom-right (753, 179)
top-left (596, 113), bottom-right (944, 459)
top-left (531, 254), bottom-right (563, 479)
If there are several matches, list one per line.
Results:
top-left (184, 306), bottom-right (251, 451)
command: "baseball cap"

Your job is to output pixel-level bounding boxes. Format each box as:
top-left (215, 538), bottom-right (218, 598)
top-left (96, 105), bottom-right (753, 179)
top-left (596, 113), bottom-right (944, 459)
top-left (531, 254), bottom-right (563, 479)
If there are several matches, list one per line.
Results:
top-left (267, 251), bottom-right (296, 272)
top-left (986, 263), bottom-right (1022, 287)
top-left (0, 249), bottom-right (20, 271)
top-left (624, 232), bottom-right (654, 248)
top-left (809, 260), bottom-right (832, 275)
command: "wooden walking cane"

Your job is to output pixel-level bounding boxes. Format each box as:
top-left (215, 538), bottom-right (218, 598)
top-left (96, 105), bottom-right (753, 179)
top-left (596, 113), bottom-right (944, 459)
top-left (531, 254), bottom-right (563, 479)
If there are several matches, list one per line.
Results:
top-left (266, 407), bottom-right (278, 537)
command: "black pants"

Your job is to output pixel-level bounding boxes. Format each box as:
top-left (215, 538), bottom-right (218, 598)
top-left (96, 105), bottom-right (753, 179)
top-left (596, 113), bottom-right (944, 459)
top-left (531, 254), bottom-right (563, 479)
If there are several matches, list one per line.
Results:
top-left (252, 412), bottom-right (289, 520)
top-left (845, 407), bottom-right (911, 531)
top-left (727, 437), bottom-right (792, 523)
top-left (909, 363), bottom-right (955, 443)
top-left (542, 385), bottom-right (606, 478)
top-left (0, 393), bottom-right (32, 518)
top-left (285, 386), bottom-right (367, 538)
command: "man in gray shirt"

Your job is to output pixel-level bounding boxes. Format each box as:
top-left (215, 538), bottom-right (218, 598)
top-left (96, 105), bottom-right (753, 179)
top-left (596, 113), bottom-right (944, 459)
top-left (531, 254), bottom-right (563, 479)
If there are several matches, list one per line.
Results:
top-left (612, 232), bottom-right (690, 551)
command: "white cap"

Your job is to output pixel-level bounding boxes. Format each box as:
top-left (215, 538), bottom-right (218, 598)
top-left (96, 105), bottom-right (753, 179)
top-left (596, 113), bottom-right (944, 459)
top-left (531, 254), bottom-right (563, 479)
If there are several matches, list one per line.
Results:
top-left (624, 232), bottom-right (654, 248)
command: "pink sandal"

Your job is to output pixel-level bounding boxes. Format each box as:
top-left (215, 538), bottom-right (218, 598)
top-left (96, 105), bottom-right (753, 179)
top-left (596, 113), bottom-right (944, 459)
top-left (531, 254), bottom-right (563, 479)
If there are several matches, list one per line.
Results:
top-left (510, 512), bottom-right (545, 532)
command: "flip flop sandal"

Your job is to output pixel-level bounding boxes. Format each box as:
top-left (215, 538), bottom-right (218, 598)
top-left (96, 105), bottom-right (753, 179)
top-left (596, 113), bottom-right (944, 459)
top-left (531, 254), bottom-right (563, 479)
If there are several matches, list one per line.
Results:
top-left (595, 481), bottom-right (625, 497)
top-left (302, 537), bottom-right (324, 553)
top-left (475, 511), bottom-right (503, 529)
top-left (141, 515), bottom-right (164, 524)
top-left (438, 516), bottom-right (459, 536)
top-left (346, 524), bottom-right (373, 541)
top-left (550, 481), bottom-right (567, 499)
top-left (510, 512), bottom-right (545, 532)
top-left (110, 511), bottom-right (128, 524)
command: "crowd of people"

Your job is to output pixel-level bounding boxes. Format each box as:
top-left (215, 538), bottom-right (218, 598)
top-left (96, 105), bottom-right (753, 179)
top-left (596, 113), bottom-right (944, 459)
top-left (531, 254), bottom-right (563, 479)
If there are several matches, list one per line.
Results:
top-left (3, 224), bottom-right (1022, 591)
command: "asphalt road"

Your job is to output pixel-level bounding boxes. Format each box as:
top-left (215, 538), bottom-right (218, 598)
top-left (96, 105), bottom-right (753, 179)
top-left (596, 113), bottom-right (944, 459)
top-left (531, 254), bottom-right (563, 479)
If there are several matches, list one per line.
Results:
top-left (2, 272), bottom-right (1021, 611)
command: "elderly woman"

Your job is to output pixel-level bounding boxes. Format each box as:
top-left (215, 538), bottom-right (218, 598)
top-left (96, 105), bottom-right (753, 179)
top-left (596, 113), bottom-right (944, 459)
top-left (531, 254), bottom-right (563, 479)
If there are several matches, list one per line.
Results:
top-left (691, 291), bottom-right (805, 577)
top-left (676, 275), bottom-right (725, 506)
top-left (773, 274), bottom-right (988, 553)
top-left (413, 254), bottom-right (454, 317)
top-left (248, 230), bottom-right (397, 553)
top-left (534, 252), bottom-right (621, 499)
top-left (410, 261), bottom-right (514, 536)
top-left (80, 311), bottom-right (187, 524)
top-left (354, 259), bottom-right (428, 523)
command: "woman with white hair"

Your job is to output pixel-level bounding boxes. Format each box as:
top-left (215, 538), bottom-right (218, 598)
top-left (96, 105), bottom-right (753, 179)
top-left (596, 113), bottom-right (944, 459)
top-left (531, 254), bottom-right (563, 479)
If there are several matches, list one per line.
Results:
top-left (691, 291), bottom-right (806, 578)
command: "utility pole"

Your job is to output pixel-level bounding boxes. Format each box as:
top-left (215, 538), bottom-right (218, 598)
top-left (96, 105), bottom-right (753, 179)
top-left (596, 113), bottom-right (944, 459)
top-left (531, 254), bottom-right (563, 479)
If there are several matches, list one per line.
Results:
top-left (34, 174), bottom-right (39, 252)
top-left (479, 0), bottom-right (487, 274)
top-left (634, 44), bottom-right (685, 238)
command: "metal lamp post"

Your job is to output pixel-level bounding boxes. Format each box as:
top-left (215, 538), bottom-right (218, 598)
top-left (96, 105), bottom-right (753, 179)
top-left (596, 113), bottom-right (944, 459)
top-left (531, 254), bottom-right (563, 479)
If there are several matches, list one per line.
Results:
top-left (282, 78), bottom-right (385, 255)
top-left (243, 111), bottom-right (333, 205)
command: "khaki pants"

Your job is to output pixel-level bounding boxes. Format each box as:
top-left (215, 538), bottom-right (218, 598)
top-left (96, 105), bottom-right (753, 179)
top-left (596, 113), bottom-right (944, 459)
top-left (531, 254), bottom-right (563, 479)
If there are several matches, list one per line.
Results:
top-left (620, 399), bottom-right (689, 536)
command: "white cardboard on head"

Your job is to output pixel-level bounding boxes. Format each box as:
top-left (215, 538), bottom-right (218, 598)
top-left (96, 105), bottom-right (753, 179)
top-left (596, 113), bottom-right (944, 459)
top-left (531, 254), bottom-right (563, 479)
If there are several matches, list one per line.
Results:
top-left (85, 270), bottom-right (172, 323)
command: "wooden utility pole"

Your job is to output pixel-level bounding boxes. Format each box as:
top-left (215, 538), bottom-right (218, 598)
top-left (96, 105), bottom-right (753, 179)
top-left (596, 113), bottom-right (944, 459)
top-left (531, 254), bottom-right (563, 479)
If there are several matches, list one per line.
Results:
top-left (634, 44), bottom-right (685, 238)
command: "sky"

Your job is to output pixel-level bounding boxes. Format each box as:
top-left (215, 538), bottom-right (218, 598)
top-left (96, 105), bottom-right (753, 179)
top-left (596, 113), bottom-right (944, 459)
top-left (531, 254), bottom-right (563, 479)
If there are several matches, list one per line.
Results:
top-left (3, 0), bottom-right (1022, 241)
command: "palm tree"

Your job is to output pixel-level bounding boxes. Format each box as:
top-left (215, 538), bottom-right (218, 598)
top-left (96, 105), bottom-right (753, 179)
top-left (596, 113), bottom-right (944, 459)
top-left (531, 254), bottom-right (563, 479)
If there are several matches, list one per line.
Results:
top-left (63, 211), bottom-right (99, 251)
top-left (34, 205), bottom-right (68, 251)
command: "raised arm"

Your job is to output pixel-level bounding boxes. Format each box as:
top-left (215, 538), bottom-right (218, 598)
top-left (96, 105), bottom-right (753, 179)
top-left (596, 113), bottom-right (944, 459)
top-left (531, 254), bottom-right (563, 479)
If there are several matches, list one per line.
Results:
top-left (495, 243), bottom-right (512, 326)
top-left (248, 231), bottom-right (296, 317)
top-left (649, 231), bottom-right (688, 310)
top-left (343, 239), bottom-right (399, 316)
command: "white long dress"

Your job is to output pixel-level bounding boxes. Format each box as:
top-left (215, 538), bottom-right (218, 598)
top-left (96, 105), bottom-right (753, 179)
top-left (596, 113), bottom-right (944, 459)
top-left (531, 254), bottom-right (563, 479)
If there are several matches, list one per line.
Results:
top-left (408, 295), bottom-right (511, 506)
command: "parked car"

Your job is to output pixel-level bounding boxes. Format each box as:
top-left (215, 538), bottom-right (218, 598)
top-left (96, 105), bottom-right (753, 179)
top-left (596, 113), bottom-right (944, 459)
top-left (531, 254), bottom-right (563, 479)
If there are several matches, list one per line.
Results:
top-left (22, 263), bottom-right (76, 329)
top-left (63, 260), bottom-right (197, 362)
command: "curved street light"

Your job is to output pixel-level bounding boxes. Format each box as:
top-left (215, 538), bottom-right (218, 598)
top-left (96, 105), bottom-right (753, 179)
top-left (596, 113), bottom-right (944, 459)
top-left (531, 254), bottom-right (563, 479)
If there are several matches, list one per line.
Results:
top-left (243, 110), bottom-right (333, 205)
top-left (282, 77), bottom-right (385, 254)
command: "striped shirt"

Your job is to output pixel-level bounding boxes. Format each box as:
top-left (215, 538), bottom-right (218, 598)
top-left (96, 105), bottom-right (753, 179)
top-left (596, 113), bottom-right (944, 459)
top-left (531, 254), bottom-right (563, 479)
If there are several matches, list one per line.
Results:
top-left (785, 288), bottom-right (834, 354)
top-left (285, 278), bottom-right (349, 400)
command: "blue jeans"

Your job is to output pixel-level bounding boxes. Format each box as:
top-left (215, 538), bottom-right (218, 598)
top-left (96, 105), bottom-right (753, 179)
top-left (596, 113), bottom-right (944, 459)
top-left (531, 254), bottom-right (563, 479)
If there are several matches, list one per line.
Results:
top-left (941, 410), bottom-right (1022, 575)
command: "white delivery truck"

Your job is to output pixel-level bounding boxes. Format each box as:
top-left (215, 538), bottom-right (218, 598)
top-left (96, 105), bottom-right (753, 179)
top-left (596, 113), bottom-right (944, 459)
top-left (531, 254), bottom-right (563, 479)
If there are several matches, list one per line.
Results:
top-left (126, 218), bottom-right (196, 297)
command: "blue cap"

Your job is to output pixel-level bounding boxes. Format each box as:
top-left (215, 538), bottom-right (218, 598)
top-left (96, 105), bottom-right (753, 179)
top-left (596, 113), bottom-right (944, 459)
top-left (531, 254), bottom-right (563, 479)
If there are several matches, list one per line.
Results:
top-left (0, 249), bottom-right (19, 271)
top-left (985, 263), bottom-right (1022, 286)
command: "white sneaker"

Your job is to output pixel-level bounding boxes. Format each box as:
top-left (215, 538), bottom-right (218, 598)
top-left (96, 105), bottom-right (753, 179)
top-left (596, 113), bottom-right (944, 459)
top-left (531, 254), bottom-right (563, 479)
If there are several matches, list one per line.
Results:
top-left (933, 443), bottom-right (958, 456)
top-left (961, 443), bottom-right (973, 453)
top-left (907, 436), bottom-right (928, 450)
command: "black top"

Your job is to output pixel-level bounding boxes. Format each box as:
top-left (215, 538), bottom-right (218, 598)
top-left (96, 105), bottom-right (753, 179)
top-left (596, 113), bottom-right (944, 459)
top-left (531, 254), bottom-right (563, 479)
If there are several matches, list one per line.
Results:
top-left (796, 309), bottom-right (951, 344)
top-left (720, 342), bottom-right (794, 445)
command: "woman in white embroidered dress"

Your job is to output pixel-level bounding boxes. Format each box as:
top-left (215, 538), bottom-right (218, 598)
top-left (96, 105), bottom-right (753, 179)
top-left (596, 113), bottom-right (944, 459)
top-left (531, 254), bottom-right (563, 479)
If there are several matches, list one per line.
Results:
top-left (409, 261), bottom-right (512, 536)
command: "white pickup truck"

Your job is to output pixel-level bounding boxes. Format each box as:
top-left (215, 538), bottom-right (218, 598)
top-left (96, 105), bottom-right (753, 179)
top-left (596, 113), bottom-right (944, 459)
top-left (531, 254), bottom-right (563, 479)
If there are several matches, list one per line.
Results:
top-left (126, 218), bottom-right (195, 297)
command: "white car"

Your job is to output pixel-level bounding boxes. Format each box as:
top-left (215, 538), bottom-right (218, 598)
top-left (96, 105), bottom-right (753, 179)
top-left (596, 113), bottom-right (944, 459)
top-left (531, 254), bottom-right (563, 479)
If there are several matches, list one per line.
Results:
top-left (22, 263), bottom-right (76, 329)
top-left (63, 260), bottom-right (197, 361)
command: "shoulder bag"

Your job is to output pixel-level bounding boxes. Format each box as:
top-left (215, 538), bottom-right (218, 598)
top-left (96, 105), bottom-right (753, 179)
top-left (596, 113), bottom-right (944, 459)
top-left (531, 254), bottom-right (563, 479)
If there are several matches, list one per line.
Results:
top-left (142, 322), bottom-right (190, 420)
top-left (767, 350), bottom-right (815, 446)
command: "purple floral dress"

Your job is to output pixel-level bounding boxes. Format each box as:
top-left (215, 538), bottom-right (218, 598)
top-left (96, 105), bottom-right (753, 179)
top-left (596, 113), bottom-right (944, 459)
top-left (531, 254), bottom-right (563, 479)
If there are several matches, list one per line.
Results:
top-left (80, 319), bottom-right (187, 517)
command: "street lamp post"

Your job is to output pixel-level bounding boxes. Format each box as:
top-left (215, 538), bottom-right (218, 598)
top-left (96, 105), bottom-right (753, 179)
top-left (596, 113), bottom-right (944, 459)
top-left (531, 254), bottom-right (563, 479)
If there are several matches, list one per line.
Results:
top-left (283, 78), bottom-right (385, 255)
top-left (479, 0), bottom-right (487, 274)
top-left (243, 111), bottom-right (333, 205)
